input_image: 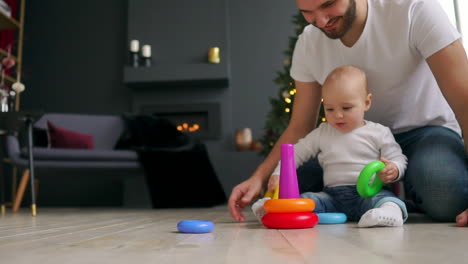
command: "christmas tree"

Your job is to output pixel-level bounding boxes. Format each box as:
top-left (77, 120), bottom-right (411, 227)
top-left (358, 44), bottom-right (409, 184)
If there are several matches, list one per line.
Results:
top-left (258, 13), bottom-right (325, 156)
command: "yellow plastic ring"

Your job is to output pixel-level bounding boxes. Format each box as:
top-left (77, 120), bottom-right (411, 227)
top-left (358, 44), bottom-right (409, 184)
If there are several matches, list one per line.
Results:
top-left (263, 184), bottom-right (279, 199)
top-left (264, 198), bottom-right (315, 213)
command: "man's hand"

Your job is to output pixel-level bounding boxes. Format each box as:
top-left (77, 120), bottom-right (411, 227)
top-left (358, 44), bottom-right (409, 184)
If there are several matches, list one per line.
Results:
top-left (267, 174), bottom-right (279, 193)
top-left (378, 158), bottom-right (399, 184)
top-left (228, 177), bottom-right (263, 222)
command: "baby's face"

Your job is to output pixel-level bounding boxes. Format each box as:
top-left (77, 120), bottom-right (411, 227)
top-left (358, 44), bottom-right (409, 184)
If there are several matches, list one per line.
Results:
top-left (322, 77), bottom-right (371, 133)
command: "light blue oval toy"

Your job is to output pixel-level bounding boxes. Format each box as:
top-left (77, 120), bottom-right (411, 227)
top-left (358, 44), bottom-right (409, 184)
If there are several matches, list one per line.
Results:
top-left (317, 213), bottom-right (347, 224)
top-left (177, 220), bottom-right (214, 233)
top-left (356, 160), bottom-right (386, 198)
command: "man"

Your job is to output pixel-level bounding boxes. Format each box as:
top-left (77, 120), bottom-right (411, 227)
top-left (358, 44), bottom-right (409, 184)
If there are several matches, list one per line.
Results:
top-left (228, 0), bottom-right (468, 226)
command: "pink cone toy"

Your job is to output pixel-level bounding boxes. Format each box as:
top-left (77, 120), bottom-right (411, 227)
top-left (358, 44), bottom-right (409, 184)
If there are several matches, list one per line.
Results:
top-left (279, 144), bottom-right (300, 199)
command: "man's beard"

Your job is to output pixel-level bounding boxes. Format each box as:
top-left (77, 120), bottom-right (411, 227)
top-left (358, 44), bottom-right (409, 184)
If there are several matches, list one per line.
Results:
top-left (318, 0), bottom-right (356, 39)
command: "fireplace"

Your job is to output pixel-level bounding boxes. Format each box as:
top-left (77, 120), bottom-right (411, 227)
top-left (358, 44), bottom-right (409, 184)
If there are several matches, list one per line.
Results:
top-left (140, 103), bottom-right (221, 140)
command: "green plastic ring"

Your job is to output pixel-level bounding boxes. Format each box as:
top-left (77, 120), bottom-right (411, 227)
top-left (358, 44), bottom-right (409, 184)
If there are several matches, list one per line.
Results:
top-left (356, 161), bottom-right (385, 198)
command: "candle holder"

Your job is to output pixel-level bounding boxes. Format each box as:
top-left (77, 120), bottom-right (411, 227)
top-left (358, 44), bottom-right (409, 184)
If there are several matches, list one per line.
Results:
top-left (208, 47), bottom-right (220, 64)
top-left (235, 128), bottom-right (252, 151)
top-left (129, 40), bottom-right (140, 67)
top-left (141, 44), bottom-right (152, 67)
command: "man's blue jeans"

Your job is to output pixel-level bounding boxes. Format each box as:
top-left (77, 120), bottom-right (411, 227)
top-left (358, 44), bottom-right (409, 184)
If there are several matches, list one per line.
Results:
top-left (395, 126), bottom-right (467, 221)
top-left (297, 126), bottom-right (468, 221)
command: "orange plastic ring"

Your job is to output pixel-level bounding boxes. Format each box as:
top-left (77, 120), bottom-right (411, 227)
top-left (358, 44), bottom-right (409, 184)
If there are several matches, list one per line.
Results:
top-left (264, 198), bottom-right (315, 213)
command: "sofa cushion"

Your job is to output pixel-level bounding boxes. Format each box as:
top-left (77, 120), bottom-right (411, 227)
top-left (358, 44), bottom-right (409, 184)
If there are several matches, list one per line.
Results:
top-left (22, 147), bottom-right (138, 161)
top-left (34, 113), bottom-right (125, 150)
top-left (47, 121), bottom-right (94, 149)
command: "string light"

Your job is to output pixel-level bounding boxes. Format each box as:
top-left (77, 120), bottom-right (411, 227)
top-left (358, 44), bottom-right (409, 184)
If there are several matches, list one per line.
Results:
top-left (285, 108), bottom-right (291, 113)
top-left (321, 117), bottom-right (327, 122)
top-left (285, 98), bottom-right (292, 103)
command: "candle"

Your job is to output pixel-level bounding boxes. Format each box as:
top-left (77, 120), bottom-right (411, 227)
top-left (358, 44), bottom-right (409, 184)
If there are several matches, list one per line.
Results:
top-left (141, 45), bottom-right (152, 67)
top-left (130, 40), bottom-right (139, 52)
top-left (129, 40), bottom-right (140, 67)
top-left (142, 45), bottom-right (152, 58)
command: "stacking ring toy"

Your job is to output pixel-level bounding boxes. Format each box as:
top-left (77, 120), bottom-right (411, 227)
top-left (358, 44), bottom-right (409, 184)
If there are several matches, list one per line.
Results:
top-left (356, 160), bottom-right (385, 198)
top-left (262, 212), bottom-right (318, 229)
top-left (264, 198), bottom-right (315, 213)
top-left (263, 184), bottom-right (279, 199)
top-left (317, 213), bottom-right (347, 224)
top-left (177, 220), bottom-right (214, 233)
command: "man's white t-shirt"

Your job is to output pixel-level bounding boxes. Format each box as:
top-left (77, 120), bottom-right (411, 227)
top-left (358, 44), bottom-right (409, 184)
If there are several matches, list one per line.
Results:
top-left (290, 0), bottom-right (461, 135)
top-left (273, 121), bottom-right (408, 187)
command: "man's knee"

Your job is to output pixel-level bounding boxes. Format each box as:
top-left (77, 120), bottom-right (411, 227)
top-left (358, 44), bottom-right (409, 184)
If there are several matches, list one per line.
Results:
top-left (414, 127), bottom-right (464, 154)
top-left (403, 126), bottom-right (467, 221)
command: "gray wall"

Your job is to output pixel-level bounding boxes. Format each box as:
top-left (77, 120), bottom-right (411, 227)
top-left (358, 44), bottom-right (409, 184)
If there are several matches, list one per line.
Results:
top-left (20, 0), bottom-right (298, 205)
top-left (22, 0), bottom-right (130, 113)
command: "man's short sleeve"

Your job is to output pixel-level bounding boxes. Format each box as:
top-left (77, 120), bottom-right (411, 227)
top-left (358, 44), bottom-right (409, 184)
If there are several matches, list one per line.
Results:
top-left (290, 31), bottom-right (317, 83)
top-left (410, 0), bottom-right (460, 59)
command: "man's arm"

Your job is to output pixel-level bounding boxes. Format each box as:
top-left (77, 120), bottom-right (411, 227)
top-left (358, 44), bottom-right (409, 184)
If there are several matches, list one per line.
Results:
top-left (427, 39), bottom-right (468, 154)
top-left (228, 80), bottom-right (322, 221)
top-left (259, 80), bottom-right (323, 189)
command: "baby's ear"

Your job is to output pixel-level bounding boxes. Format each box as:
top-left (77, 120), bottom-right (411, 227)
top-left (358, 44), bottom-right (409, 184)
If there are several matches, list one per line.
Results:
top-left (365, 93), bottom-right (372, 110)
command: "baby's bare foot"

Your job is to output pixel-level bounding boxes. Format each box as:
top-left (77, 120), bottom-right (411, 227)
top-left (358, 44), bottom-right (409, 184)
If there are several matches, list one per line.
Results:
top-left (455, 209), bottom-right (468, 227)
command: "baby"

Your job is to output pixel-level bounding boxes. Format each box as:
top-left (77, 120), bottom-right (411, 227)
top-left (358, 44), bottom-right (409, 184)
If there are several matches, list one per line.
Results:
top-left (253, 65), bottom-right (408, 227)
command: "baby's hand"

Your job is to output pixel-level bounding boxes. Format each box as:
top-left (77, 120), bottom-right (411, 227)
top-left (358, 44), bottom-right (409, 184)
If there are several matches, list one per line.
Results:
top-left (378, 158), bottom-right (399, 184)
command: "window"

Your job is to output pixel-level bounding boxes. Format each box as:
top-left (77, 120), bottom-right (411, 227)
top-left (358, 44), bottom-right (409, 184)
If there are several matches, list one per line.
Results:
top-left (438, 0), bottom-right (457, 28)
top-left (455, 0), bottom-right (468, 45)
top-left (438, 0), bottom-right (468, 48)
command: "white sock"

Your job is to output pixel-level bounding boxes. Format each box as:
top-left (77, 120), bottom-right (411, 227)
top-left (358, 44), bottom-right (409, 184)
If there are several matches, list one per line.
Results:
top-left (251, 197), bottom-right (270, 222)
top-left (358, 202), bottom-right (404, 228)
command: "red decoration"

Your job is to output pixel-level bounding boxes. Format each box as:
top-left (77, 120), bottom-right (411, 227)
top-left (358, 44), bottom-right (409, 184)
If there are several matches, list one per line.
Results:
top-left (2, 56), bottom-right (15, 68)
top-left (0, 0), bottom-right (19, 77)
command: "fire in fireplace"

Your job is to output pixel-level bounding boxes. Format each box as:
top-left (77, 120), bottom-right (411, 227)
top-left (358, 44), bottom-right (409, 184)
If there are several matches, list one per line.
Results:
top-left (177, 122), bottom-right (200, 133)
top-left (140, 103), bottom-right (221, 140)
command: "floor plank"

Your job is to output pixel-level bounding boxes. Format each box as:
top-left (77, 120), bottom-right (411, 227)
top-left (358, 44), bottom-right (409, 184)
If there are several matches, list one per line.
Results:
top-left (0, 206), bottom-right (466, 264)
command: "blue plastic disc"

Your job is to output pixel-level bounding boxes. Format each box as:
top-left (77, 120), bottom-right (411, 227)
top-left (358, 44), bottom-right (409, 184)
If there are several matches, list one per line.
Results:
top-left (317, 213), bottom-right (347, 224)
top-left (177, 220), bottom-right (214, 233)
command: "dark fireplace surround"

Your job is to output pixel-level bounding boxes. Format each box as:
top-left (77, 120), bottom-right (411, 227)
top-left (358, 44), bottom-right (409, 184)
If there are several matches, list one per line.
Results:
top-left (126, 0), bottom-right (230, 142)
top-left (140, 103), bottom-right (221, 140)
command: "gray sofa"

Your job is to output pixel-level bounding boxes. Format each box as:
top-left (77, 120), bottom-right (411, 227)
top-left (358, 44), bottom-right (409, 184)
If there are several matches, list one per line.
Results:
top-left (6, 113), bottom-right (140, 169)
top-left (5, 113), bottom-right (151, 210)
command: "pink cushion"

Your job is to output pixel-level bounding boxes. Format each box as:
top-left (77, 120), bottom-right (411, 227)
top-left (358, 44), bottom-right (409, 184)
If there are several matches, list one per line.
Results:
top-left (47, 121), bottom-right (94, 149)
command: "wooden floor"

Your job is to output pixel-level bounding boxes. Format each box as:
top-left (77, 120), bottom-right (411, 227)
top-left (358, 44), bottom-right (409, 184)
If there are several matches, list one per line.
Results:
top-left (0, 206), bottom-right (466, 264)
